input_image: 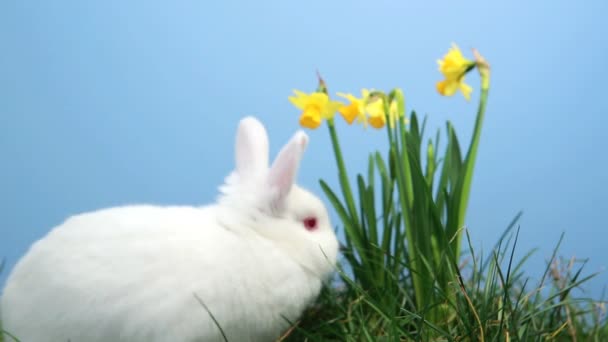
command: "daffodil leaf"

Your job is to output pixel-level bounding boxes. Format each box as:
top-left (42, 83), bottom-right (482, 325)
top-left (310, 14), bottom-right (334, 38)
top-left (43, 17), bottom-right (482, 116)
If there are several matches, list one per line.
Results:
top-left (356, 173), bottom-right (369, 246)
top-left (436, 121), bottom-right (463, 219)
top-left (408, 112), bottom-right (422, 158)
top-left (375, 151), bottom-right (396, 257)
top-left (388, 147), bottom-right (397, 181)
top-left (444, 123), bottom-right (465, 246)
top-left (319, 179), bottom-right (364, 252)
top-left (368, 154), bottom-right (375, 191)
top-left (425, 138), bottom-right (436, 189)
top-left (410, 110), bottom-right (420, 132)
top-left (406, 147), bottom-right (433, 254)
top-left (432, 127), bottom-right (442, 191)
top-left (357, 174), bottom-right (380, 278)
top-left (391, 211), bottom-right (405, 274)
top-left (420, 113), bottom-right (428, 142)
top-left (374, 152), bottom-right (393, 215)
top-left (365, 179), bottom-right (379, 251)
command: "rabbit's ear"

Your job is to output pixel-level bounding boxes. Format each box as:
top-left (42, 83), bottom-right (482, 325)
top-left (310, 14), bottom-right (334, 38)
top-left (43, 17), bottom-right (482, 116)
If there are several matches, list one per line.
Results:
top-left (235, 116), bottom-right (269, 179)
top-left (267, 130), bottom-right (309, 208)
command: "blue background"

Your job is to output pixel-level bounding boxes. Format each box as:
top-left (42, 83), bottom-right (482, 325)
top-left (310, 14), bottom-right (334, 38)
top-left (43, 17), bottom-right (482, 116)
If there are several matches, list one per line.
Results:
top-left (1, 1), bottom-right (607, 297)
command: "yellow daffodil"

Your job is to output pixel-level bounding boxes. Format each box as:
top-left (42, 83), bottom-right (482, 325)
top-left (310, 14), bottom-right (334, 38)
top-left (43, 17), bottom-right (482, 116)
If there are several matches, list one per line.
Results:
top-left (336, 89), bottom-right (371, 126)
top-left (366, 98), bottom-right (386, 129)
top-left (288, 90), bottom-right (343, 129)
top-left (436, 43), bottom-right (475, 100)
top-left (365, 96), bottom-right (405, 129)
top-left (336, 89), bottom-right (407, 129)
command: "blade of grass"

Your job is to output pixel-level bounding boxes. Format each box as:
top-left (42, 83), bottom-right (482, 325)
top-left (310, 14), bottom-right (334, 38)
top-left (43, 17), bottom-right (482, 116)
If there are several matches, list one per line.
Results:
top-left (193, 293), bottom-right (228, 342)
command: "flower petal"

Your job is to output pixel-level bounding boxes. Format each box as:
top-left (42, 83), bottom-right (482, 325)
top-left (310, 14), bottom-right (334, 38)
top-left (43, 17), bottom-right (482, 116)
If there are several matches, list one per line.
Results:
top-left (288, 90), bottom-right (311, 109)
top-left (437, 80), bottom-right (458, 96)
top-left (459, 82), bottom-right (473, 101)
top-left (322, 100), bottom-right (343, 119)
top-left (338, 103), bottom-right (359, 124)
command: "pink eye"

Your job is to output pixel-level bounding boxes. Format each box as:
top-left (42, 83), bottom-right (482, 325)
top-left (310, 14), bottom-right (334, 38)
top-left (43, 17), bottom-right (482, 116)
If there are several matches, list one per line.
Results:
top-left (303, 217), bottom-right (318, 231)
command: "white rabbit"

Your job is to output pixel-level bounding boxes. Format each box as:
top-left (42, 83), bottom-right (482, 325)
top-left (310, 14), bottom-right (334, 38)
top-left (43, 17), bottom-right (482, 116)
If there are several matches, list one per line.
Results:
top-left (0, 116), bottom-right (339, 342)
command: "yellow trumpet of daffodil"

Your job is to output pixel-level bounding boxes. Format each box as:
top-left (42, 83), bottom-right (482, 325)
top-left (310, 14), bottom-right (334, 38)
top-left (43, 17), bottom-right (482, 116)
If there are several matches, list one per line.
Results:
top-left (436, 43), bottom-right (475, 100)
top-left (366, 96), bottom-right (403, 129)
top-left (366, 98), bottom-right (387, 129)
top-left (336, 89), bottom-right (371, 127)
top-left (288, 90), bottom-right (343, 129)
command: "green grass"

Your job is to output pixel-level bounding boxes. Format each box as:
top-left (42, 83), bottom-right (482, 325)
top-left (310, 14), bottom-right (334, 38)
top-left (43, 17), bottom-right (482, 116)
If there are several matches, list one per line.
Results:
top-left (282, 220), bottom-right (608, 341)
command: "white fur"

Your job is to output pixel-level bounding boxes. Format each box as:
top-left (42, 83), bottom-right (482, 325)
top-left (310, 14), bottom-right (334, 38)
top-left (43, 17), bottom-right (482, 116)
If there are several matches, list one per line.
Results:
top-left (1, 116), bottom-right (339, 342)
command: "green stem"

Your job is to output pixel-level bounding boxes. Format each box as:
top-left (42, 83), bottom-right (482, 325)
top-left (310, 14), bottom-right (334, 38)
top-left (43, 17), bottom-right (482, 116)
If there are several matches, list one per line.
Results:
top-left (454, 84), bottom-right (490, 262)
top-left (327, 119), bottom-right (360, 225)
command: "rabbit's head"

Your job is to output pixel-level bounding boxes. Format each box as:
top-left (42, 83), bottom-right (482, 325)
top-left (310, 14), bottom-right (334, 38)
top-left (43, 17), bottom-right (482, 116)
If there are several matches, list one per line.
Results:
top-left (218, 116), bottom-right (339, 279)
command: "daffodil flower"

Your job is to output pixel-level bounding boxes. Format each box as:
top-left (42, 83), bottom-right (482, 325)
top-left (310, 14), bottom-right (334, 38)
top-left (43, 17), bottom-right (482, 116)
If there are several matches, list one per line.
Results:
top-left (336, 89), bottom-right (371, 127)
top-left (365, 96), bottom-right (404, 129)
top-left (436, 43), bottom-right (475, 100)
top-left (365, 98), bottom-right (386, 129)
top-left (288, 90), bottom-right (343, 129)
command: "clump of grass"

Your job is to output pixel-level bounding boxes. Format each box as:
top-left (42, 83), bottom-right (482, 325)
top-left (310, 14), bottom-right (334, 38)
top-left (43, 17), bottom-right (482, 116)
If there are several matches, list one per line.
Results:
top-left (284, 220), bottom-right (607, 341)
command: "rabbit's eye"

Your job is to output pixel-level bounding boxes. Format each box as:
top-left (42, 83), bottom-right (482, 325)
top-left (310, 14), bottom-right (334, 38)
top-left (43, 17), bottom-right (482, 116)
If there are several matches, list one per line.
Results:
top-left (303, 217), bottom-right (318, 231)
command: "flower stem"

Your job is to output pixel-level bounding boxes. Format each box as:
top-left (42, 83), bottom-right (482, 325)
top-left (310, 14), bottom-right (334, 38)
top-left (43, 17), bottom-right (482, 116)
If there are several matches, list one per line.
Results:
top-left (454, 70), bottom-right (490, 261)
top-left (326, 119), bottom-right (359, 224)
